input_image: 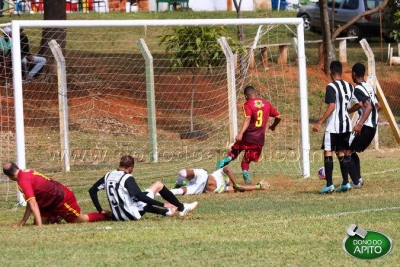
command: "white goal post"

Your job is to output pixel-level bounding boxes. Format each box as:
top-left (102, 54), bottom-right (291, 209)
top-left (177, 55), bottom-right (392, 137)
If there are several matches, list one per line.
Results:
top-left (5, 18), bottom-right (309, 202)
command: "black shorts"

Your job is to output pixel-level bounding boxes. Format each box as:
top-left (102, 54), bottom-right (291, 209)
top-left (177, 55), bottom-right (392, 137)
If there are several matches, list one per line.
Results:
top-left (350, 126), bottom-right (377, 152)
top-left (321, 132), bottom-right (351, 152)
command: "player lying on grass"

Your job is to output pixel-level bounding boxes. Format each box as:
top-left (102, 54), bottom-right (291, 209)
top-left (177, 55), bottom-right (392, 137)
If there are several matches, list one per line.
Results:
top-left (89, 155), bottom-right (198, 220)
top-left (168, 166), bottom-right (269, 196)
top-left (3, 162), bottom-right (107, 227)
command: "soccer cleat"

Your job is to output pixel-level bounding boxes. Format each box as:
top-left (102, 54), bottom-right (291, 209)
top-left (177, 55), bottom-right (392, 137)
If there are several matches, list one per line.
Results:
top-left (351, 182), bottom-right (362, 189)
top-left (359, 178), bottom-right (364, 186)
top-left (242, 170), bottom-right (251, 184)
top-left (257, 179), bottom-right (270, 190)
top-left (320, 185), bottom-right (335, 194)
top-left (179, 201), bottom-right (198, 217)
top-left (172, 180), bottom-right (187, 189)
top-left (216, 156), bottom-right (232, 169)
top-left (336, 183), bottom-right (352, 192)
top-left (166, 208), bottom-right (177, 217)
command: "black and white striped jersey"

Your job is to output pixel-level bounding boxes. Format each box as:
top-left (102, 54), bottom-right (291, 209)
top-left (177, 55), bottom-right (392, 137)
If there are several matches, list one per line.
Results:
top-left (103, 170), bottom-right (146, 221)
top-left (352, 81), bottom-right (379, 128)
top-left (325, 79), bottom-right (354, 133)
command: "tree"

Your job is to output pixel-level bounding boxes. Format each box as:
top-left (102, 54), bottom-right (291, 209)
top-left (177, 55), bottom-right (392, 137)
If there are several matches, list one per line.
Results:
top-left (232, 0), bottom-right (244, 43)
top-left (38, 0), bottom-right (67, 76)
top-left (319, 0), bottom-right (390, 74)
top-left (384, 0), bottom-right (400, 42)
top-left (159, 26), bottom-right (245, 137)
top-left (320, 0), bottom-right (335, 75)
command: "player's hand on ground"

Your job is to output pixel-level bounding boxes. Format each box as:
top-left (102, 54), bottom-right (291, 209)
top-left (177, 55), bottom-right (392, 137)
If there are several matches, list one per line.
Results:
top-left (12, 220), bottom-right (26, 227)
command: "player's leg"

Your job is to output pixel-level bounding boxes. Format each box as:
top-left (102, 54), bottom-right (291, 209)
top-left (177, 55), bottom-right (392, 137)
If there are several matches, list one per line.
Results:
top-left (350, 126), bottom-right (376, 188)
top-left (320, 132), bottom-right (335, 194)
top-left (173, 169), bottom-right (193, 189)
top-left (148, 181), bottom-right (198, 217)
top-left (336, 133), bottom-right (352, 192)
top-left (216, 142), bottom-right (242, 169)
top-left (241, 145), bottom-right (262, 184)
top-left (57, 185), bottom-right (107, 223)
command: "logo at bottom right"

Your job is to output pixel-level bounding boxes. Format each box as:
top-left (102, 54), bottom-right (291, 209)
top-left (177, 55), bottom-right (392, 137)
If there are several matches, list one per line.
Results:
top-left (343, 224), bottom-right (393, 260)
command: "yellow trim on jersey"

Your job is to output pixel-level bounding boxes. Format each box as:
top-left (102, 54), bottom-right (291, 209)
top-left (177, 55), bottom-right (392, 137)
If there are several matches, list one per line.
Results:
top-left (25, 197), bottom-right (35, 202)
top-left (64, 202), bottom-right (80, 217)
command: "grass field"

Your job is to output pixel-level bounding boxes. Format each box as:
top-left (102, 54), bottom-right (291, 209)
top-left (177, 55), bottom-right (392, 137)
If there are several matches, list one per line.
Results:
top-left (0, 149), bottom-right (399, 266)
top-left (0, 9), bottom-right (399, 267)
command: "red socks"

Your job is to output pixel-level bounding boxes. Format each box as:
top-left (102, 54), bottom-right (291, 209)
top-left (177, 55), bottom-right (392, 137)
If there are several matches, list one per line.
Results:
top-left (87, 212), bottom-right (107, 222)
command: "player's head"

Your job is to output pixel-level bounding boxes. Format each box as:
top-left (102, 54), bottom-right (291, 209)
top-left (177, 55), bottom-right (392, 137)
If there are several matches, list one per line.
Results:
top-left (119, 155), bottom-right (135, 173)
top-left (352, 63), bottom-right (365, 78)
top-left (3, 162), bottom-right (19, 180)
top-left (244, 85), bottom-right (256, 100)
top-left (329, 61), bottom-right (342, 76)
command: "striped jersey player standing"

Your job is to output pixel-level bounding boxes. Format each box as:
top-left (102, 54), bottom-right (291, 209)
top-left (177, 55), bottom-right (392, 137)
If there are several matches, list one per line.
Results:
top-left (89, 155), bottom-right (198, 220)
top-left (216, 85), bottom-right (281, 184)
top-left (312, 61), bottom-right (355, 194)
top-left (348, 63), bottom-right (381, 188)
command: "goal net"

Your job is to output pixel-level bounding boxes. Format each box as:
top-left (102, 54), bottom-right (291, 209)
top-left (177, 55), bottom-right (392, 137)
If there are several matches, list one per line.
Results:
top-left (0, 18), bottom-right (308, 201)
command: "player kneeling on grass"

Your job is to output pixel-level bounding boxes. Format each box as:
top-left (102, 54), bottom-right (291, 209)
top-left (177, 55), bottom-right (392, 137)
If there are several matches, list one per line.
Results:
top-left (170, 166), bottom-right (269, 195)
top-left (2, 162), bottom-right (107, 227)
top-left (89, 155), bottom-right (198, 220)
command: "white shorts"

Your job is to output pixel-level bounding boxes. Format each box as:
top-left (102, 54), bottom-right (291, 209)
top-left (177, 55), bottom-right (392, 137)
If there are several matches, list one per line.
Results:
top-left (182, 169), bottom-right (208, 195)
top-left (210, 169), bottom-right (229, 193)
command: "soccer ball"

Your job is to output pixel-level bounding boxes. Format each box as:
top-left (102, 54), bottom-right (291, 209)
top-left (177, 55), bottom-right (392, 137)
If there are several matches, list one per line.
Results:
top-left (318, 167), bottom-right (325, 180)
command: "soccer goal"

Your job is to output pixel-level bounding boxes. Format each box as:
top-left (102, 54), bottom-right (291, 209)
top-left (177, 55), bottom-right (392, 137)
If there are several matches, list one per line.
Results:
top-left (1, 18), bottom-right (309, 201)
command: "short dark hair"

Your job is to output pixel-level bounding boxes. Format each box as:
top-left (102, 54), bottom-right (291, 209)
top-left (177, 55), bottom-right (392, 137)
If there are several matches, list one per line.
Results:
top-left (352, 63), bottom-right (365, 77)
top-left (119, 155), bottom-right (135, 169)
top-left (244, 85), bottom-right (256, 96)
top-left (330, 60), bottom-right (342, 75)
top-left (3, 162), bottom-right (19, 176)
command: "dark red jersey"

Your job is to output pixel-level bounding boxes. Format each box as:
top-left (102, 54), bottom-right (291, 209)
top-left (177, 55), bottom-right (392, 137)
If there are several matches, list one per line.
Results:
top-left (242, 97), bottom-right (280, 146)
top-left (17, 169), bottom-right (64, 210)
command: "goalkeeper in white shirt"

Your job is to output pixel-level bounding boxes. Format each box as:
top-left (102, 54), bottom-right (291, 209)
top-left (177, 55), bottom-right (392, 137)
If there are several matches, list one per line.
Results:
top-left (169, 166), bottom-right (269, 195)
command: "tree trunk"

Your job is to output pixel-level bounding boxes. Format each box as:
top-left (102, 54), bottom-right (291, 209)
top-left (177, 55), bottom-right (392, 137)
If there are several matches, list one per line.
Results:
top-left (38, 0), bottom-right (67, 77)
top-left (233, 0), bottom-right (246, 73)
top-left (320, 0), bottom-right (335, 75)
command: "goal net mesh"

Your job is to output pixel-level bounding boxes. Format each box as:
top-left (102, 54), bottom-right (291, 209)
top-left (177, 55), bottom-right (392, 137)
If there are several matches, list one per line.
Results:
top-left (0, 20), bottom-right (305, 195)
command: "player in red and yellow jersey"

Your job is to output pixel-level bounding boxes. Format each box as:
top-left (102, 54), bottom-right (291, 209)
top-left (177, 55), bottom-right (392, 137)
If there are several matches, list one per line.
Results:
top-left (3, 162), bottom-right (107, 226)
top-left (216, 85), bottom-right (281, 184)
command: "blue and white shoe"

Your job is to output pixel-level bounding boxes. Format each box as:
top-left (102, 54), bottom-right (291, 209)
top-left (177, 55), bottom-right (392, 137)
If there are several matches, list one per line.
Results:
top-left (336, 183), bottom-right (352, 192)
top-left (320, 185), bottom-right (335, 194)
top-left (242, 170), bottom-right (251, 184)
top-left (216, 156), bottom-right (232, 169)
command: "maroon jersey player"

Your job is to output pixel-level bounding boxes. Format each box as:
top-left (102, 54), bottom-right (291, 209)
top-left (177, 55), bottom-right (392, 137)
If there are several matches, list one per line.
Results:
top-left (216, 85), bottom-right (281, 183)
top-left (3, 162), bottom-right (107, 226)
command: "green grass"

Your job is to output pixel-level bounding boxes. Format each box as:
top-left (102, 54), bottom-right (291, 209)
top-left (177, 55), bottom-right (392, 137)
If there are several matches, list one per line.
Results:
top-left (0, 150), bottom-right (399, 266)
top-left (0, 9), bottom-right (399, 266)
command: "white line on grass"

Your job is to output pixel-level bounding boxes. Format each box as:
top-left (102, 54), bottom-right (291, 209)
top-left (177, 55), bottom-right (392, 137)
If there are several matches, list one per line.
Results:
top-left (315, 206), bottom-right (400, 219)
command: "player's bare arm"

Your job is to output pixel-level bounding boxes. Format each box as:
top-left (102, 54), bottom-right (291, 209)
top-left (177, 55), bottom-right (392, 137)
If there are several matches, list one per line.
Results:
top-left (269, 116), bottom-right (281, 131)
top-left (353, 100), bottom-right (372, 135)
top-left (222, 167), bottom-right (243, 191)
top-left (348, 102), bottom-right (363, 113)
top-left (312, 103), bottom-right (335, 132)
top-left (375, 102), bottom-right (382, 112)
top-left (236, 117), bottom-right (251, 142)
top-left (28, 198), bottom-right (43, 226)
